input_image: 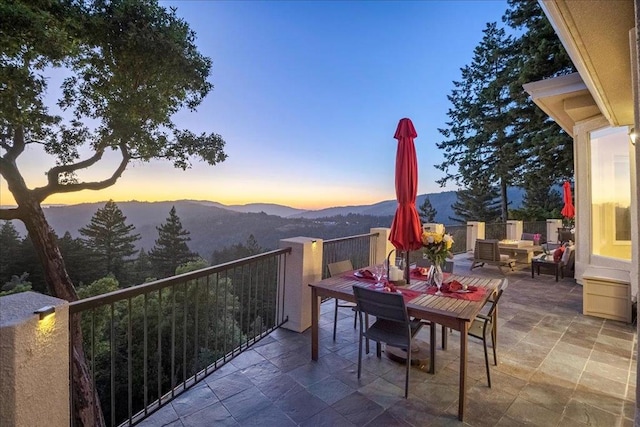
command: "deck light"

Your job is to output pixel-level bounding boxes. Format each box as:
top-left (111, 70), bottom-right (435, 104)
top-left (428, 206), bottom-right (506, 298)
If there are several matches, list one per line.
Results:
top-left (629, 127), bottom-right (636, 145)
top-left (34, 305), bottom-right (55, 320)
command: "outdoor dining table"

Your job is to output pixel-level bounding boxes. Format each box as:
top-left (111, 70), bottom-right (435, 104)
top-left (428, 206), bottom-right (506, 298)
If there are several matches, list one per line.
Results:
top-left (309, 270), bottom-right (507, 421)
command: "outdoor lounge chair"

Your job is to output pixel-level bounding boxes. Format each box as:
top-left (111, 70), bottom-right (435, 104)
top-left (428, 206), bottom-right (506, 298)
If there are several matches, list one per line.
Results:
top-left (470, 239), bottom-right (515, 274)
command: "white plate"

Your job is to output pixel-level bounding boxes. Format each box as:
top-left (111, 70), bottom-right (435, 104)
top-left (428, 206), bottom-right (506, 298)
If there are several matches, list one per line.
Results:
top-left (455, 290), bottom-right (471, 294)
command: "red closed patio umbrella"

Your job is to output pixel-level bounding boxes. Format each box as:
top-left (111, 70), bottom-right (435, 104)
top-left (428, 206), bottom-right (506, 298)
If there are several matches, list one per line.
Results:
top-left (389, 118), bottom-right (423, 282)
top-left (561, 181), bottom-right (575, 219)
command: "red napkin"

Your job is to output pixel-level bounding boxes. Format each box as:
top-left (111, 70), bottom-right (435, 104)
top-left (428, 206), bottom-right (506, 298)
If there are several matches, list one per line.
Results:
top-left (378, 282), bottom-right (423, 303)
top-left (357, 269), bottom-right (375, 280)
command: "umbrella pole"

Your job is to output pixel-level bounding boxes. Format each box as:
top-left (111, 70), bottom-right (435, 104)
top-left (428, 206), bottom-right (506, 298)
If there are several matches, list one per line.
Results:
top-left (405, 251), bottom-right (411, 284)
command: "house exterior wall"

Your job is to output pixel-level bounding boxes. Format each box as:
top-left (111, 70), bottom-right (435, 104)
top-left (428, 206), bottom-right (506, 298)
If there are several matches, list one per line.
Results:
top-left (573, 115), bottom-right (636, 299)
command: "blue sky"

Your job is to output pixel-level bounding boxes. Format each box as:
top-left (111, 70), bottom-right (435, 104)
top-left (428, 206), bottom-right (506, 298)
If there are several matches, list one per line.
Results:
top-left (1, 0), bottom-right (509, 210)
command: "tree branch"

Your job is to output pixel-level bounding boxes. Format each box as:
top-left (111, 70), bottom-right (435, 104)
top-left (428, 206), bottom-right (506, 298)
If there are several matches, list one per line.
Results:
top-left (0, 207), bottom-right (23, 221)
top-left (34, 144), bottom-right (130, 201)
top-left (45, 148), bottom-right (106, 186)
top-left (5, 125), bottom-right (26, 162)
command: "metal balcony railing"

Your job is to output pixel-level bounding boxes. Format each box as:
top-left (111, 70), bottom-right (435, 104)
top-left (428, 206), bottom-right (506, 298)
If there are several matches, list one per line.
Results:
top-left (322, 232), bottom-right (379, 279)
top-left (523, 221), bottom-right (548, 241)
top-left (69, 248), bottom-right (291, 427)
top-left (485, 222), bottom-right (507, 241)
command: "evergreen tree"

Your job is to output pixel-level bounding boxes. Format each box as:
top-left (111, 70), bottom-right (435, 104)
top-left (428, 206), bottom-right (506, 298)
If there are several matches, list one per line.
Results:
top-left (0, 221), bottom-right (22, 285)
top-left (450, 179), bottom-right (502, 224)
top-left (211, 234), bottom-right (264, 265)
top-left (79, 200), bottom-right (140, 282)
top-left (418, 197), bottom-right (437, 223)
top-left (130, 248), bottom-right (155, 285)
top-left (58, 231), bottom-right (102, 288)
top-left (437, 23), bottom-right (520, 222)
top-left (149, 206), bottom-right (198, 277)
top-left (510, 182), bottom-right (563, 221)
top-left (503, 0), bottom-right (575, 183)
top-left (14, 234), bottom-right (47, 294)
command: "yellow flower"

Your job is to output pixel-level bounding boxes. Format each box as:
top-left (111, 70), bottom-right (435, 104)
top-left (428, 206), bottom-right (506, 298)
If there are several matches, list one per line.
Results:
top-left (421, 229), bottom-right (455, 266)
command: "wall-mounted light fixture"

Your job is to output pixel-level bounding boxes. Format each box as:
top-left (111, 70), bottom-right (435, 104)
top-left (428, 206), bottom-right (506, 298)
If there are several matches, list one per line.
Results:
top-left (629, 127), bottom-right (636, 145)
top-left (34, 305), bottom-right (55, 320)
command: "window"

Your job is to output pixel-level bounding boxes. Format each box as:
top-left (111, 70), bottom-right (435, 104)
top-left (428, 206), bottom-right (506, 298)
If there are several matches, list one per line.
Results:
top-left (589, 126), bottom-right (631, 260)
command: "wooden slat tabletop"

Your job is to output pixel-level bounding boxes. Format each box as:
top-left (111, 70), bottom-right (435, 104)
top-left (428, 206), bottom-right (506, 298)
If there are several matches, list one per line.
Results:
top-left (310, 272), bottom-right (506, 329)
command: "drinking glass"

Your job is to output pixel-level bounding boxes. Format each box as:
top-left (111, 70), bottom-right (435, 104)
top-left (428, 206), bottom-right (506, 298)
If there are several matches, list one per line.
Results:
top-left (373, 264), bottom-right (386, 288)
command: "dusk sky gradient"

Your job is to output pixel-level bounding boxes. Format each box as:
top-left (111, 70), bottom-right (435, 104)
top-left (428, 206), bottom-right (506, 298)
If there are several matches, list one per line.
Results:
top-left (1, 0), bottom-right (510, 210)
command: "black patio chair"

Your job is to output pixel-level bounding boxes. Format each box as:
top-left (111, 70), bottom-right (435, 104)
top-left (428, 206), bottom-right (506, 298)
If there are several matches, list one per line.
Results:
top-left (468, 288), bottom-right (505, 388)
top-left (328, 260), bottom-right (356, 341)
top-left (353, 285), bottom-right (425, 398)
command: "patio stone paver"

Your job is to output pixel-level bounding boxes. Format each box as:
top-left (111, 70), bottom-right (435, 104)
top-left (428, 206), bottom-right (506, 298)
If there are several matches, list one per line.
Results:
top-left (141, 254), bottom-right (637, 426)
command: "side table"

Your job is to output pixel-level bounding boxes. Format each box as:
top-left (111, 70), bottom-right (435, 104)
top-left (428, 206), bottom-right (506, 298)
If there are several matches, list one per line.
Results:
top-left (531, 258), bottom-right (561, 282)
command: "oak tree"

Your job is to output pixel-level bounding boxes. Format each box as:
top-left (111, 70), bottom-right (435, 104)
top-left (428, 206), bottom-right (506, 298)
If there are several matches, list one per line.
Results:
top-left (0, 1), bottom-right (226, 424)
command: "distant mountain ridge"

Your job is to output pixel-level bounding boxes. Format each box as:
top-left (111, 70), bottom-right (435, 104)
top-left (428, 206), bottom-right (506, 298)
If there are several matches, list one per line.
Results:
top-left (5, 188), bottom-right (525, 257)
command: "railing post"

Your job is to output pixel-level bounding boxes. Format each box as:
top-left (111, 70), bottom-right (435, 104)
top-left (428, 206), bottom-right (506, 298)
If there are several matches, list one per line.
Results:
top-left (370, 227), bottom-right (395, 266)
top-left (279, 237), bottom-right (323, 333)
top-left (506, 220), bottom-right (523, 240)
top-left (0, 292), bottom-right (69, 427)
top-left (467, 221), bottom-right (485, 252)
top-left (547, 219), bottom-right (563, 243)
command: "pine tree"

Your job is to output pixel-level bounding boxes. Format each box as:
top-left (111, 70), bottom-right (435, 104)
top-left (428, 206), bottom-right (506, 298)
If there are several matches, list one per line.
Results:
top-left (131, 248), bottom-right (155, 285)
top-left (149, 206), bottom-right (198, 277)
top-left (503, 0), bottom-right (575, 183)
top-left (418, 197), bottom-right (437, 223)
top-left (450, 179), bottom-right (502, 224)
top-left (437, 22), bottom-right (521, 222)
top-left (59, 231), bottom-right (102, 288)
top-left (0, 221), bottom-right (22, 285)
top-left (511, 183), bottom-right (563, 221)
top-left (211, 234), bottom-right (263, 265)
top-left (79, 200), bottom-right (140, 282)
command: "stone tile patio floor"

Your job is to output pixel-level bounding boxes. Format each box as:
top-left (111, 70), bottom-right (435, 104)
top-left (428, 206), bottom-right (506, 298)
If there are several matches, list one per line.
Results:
top-left (140, 255), bottom-right (637, 426)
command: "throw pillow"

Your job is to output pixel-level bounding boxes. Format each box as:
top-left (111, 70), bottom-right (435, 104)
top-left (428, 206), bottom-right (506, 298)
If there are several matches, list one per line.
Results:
top-left (553, 247), bottom-right (565, 263)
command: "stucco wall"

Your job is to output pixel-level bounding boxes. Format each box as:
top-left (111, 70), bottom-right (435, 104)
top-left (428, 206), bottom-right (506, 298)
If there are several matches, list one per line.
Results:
top-left (0, 292), bottom-right (69, 427)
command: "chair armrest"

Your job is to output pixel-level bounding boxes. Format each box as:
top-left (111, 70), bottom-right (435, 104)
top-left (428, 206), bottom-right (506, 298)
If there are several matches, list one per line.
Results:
top-left (475, 313), bottom-right (491, 321)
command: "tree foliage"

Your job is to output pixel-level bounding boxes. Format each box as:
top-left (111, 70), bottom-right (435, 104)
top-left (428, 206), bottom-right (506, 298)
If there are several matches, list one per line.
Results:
top-left (0, 1), bottom-right (226, 424)
top-left (79, 200), bottom-right (140, 281)
top-left (437, 23), bottom-right (519, 222)
top-left (437, 2), bottom-right (576, 222)
top-left (418, 197), bottom-right (437, 224)
top-left (149, 206), bottom-right (198, 277)
top-left (510, 183), bottom-right (562, 221)
top-left (450, 178), bottom-right (502, 224)
top-left (503, 0), bottom-right (575, 185)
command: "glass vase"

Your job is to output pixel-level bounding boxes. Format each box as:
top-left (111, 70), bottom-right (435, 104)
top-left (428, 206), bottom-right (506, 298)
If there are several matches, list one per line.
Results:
top-left (433, 264), bottom-right (444, 296)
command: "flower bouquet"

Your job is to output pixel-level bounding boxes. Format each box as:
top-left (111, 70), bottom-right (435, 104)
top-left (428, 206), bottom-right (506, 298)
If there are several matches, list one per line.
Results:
top-left (421, 229), bottom-right (454, 295)
top-left (421, 229), bottom-right (454, 267)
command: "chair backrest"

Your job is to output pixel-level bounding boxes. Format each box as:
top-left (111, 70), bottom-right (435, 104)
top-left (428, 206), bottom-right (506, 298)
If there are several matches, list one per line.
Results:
top-left (352, 286), bottom-right (409, 324)
top-left (558, 228), bottom-right (574, 244)
top-left (328, 260), bottom-right (354, 277)
top-left (475, 239), bottom-right (500, 262)
top-left (561, 245), bottom-right (575, 270)
top-left (485, 289), bottom-right (504, 320)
